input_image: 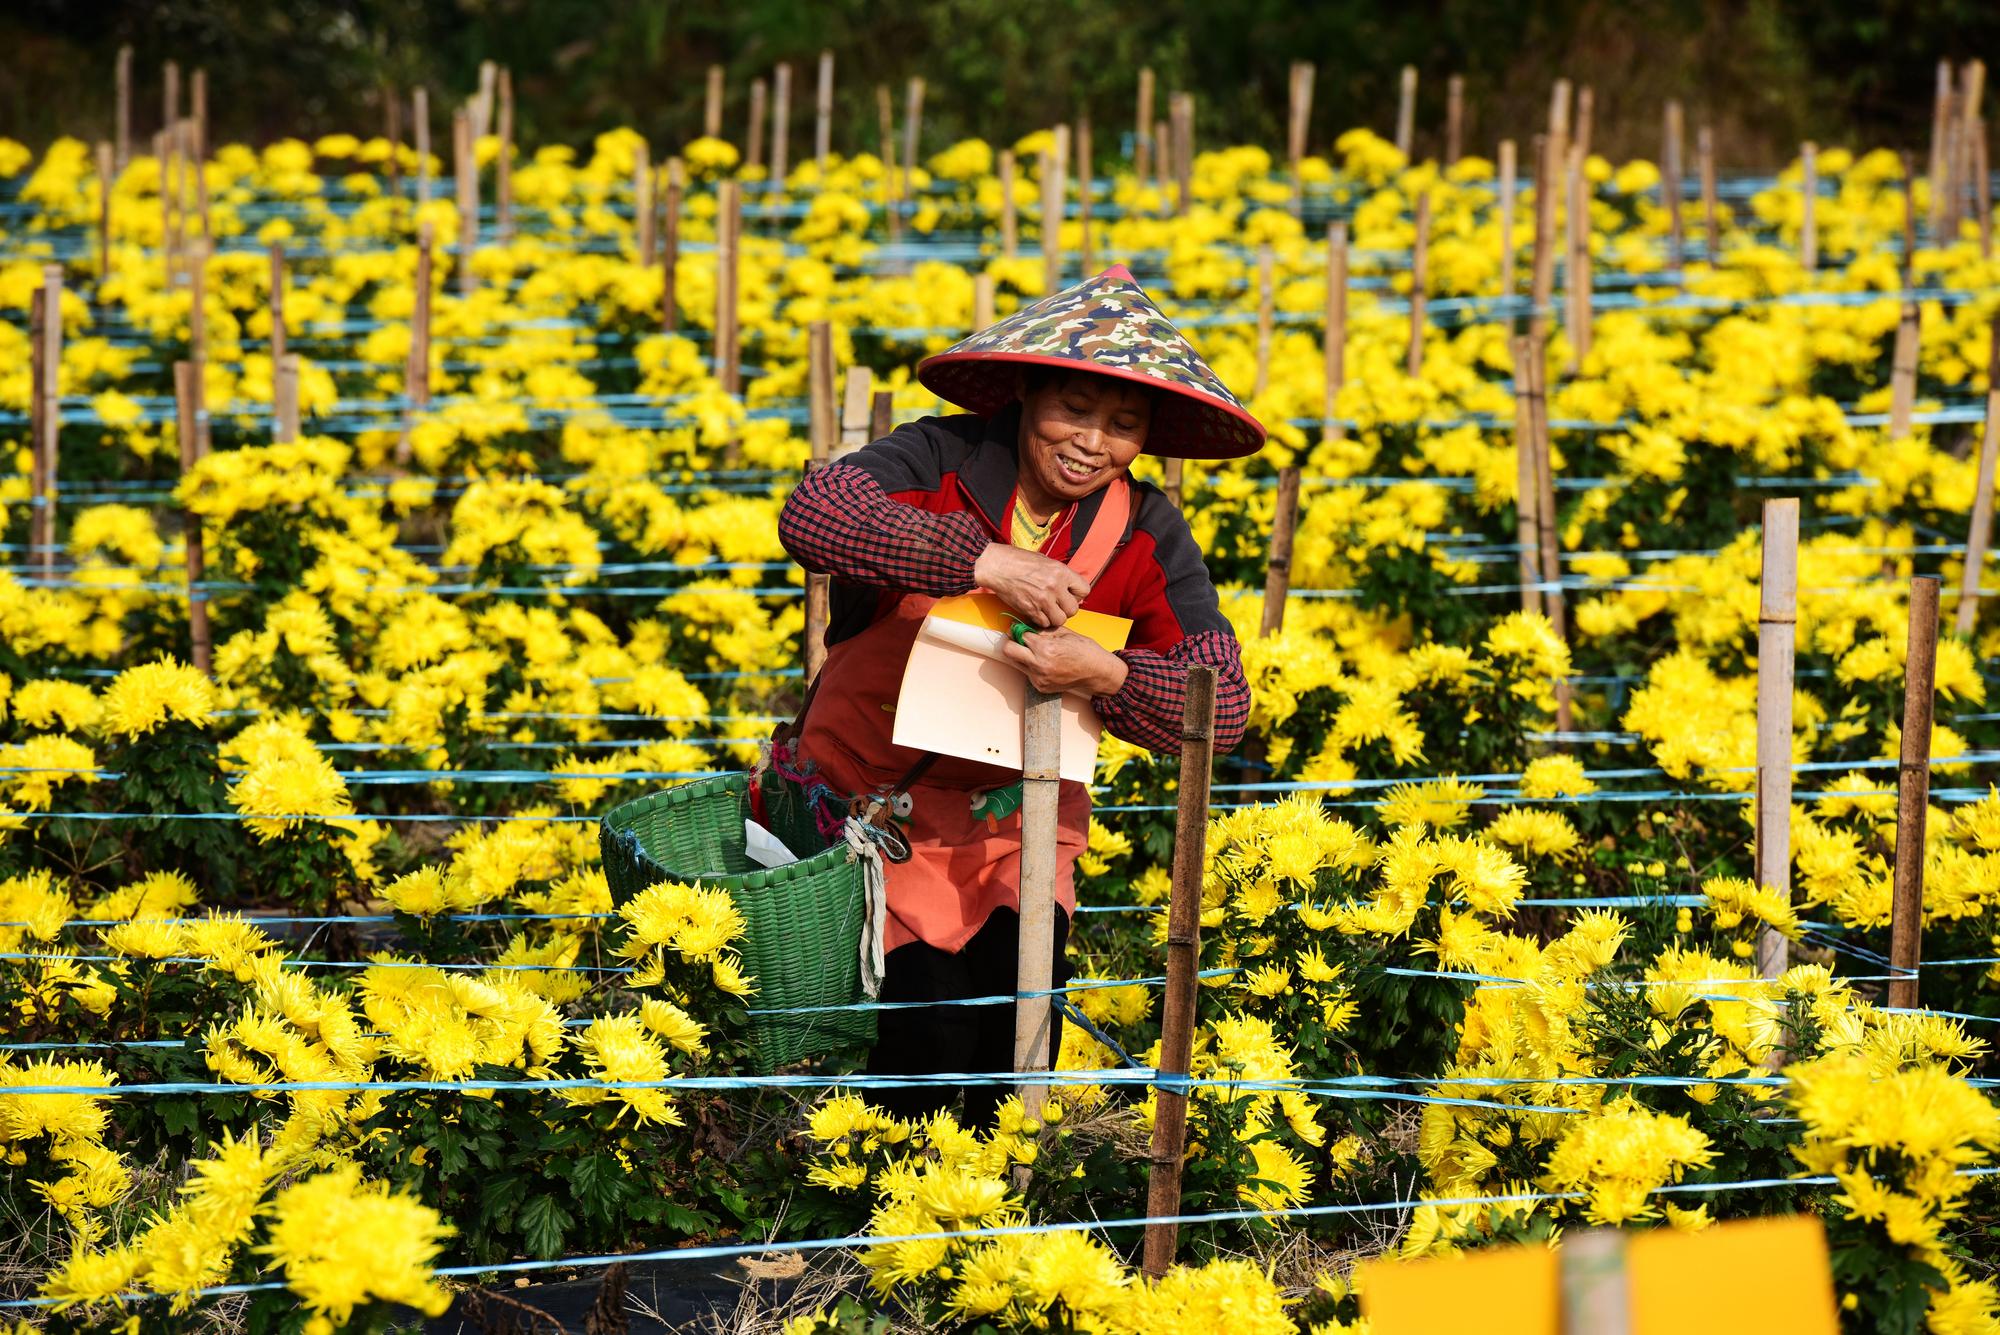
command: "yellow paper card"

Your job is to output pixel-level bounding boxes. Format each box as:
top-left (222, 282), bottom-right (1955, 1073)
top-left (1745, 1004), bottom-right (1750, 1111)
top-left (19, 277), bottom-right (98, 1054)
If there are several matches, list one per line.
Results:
top-left (927, 591), bottom-right (1133, 652)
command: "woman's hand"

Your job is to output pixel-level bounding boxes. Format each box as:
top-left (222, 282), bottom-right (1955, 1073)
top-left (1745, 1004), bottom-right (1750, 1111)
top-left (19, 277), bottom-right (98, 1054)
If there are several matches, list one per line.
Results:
top-left (974, 543), bottom-right (1091, 629)
top-left (999, 628), bottom-right (1130, 698)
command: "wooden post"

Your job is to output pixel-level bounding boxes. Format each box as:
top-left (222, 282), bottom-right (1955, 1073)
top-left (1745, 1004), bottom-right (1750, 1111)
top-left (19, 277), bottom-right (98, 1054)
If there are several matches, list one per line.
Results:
top-left (1697, 124), bottom-right (1719, 261)
top-left (1445, 74), bottom-right (1464, 166)
top-left (1076, 117), bottom-right (1094, 276)
top-left (473, 61), bottom-right (497, 141)
top-left (747, 77), bottom-right (768, 174)
top-left (163, 60), bottom-right (180, 150)
top-left (838, 367), bottom-right (874, 460)
top-left (704, 64), bottom-right (725, 140)
top-left (1254, 244), bottom-right (1275, 397)
top-left (635, 157), bottom-right (656, 266)
top-left (1040, 148), bottom-right (1062, 292)
top-left (1498, 139), bottom-right (1518, 301)
top-left (1394, 65), bottom-right (1417, 160)
top-left (815, 50), bottom-right (834, 170)
top-left (1408, 193), bottom-right (1430, 377)
top-left (1755, 498), bottom-right (1799, 980)
top-left (1800, 142), bottom-right (1819, 271)
top-left (414, 87), bottom-right (431, 206)
top-left (661, 158), bottom-right (683, 331)
top-left (1955, 313), bottom-right (2000, 636)
top-left (1956, 63), bottom-right (1985, 242)
top-left (1014, 679), bottom-right (1064, 1131)
top-left (1162, 458), bottom-right (1184, 510)
top-left (496, 68), bottom-right (514, 239)
top-left (1135, 67), bottom-right (1155, 185)
top-left (114, 45), bottom-right (132, 174)
top-left (1261, 470), bottom-right (1301, 637)
top-left (1889, 300), bottom-right (1920, 440)
top-left (716, 181), bottom-right (742, 396)
top-left (274, 354), bottom-right (301, 444)
top-left (871, 389), bottom-right (894, 440)
top-left (999, 150), bottom-right (1018, 259)
top-left (1662, 101), bottom-right (1685, 272)
top-left (1529, 134), bottom-right (1556, 343)
top-left (1288, 62), bottom-right (1315, 215)
top-left (805, 321), bottom-right (834, 683)
top-left (455, 108), bottom-right (478, 293)
top-left (1888, 575), bottom-right (1941, 1011)
top-left (1930, 61), bottom-right (1954, 242)
top-left (903, 77), bottom-right (925, 198)
top-left (96, 142), bottom-right (114, 280)
top-left (974, 272), bottom-right (996, 329)
top-left (1141, 664), bottom-right (1217, 1279)
top-left (398, 222), bottom-right (433, 465)
top-left (771, 62), bottom-right (792, 186)
top-left (1324, 221), bottom-right (1348, 441)
top-left (190, 69), bottom-right (209, 238)
top-left (174, 361), bottom-right (211, 676)
top-left (1172, 92), bottom-right (1193, 217)
top-left (268, 242), bottom-right (287, 366)
top-left (1512, 335), bottom-right (1544, 615)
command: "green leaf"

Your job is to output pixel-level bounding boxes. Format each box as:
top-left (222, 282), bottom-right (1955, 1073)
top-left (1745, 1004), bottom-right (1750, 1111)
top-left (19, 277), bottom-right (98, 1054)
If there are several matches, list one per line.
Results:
top-left (519, 1194), bottom-right (572, 1259)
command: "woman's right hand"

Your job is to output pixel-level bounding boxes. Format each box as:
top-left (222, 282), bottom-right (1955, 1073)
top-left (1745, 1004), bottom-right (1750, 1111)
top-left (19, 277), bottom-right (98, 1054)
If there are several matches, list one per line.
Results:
top-left (973, 543), bottom-right (1091, 629)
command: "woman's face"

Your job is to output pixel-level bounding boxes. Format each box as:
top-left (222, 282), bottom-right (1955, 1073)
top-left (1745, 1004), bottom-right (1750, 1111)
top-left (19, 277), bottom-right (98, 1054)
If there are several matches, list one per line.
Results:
top-left (1016, 372), bottom-right (1152, 508)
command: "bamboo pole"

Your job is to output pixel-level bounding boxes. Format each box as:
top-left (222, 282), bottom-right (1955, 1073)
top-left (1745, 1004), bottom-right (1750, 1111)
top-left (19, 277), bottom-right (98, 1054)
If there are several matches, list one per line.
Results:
top-left (1957, 63), bottom-right (1986, 243)
top-left (1172, 92), bottom-right (1193, 217)
top-left (1261, 469), bottom-right (1301, 638)
top-left (115, 45), bottom-right (132, 173)
top-left (903, 77), bottom-right (925, 199)
top-left (1800, 142), bottom-right (1819, 271)
top-left (496, 69), bottom-right (514, 239)
top-left (974, 272), bottom-right (996, 329)
top-left (1141, 664), bottom-right (1217, 1279)
top-left (1324, 222), bottom-right (1348, 441)
top-left (1697, 125), bottom-right (1719, 261)
top-left (398, 222), bottom-right (433, 465)
top-left (1975, 117), bottom-right (1992, 259)
top-left (1013, 678), bottom-right (1064, 1134)
top-left (1254, 243), bottom-right (1275, 397)
top-left (174, 360), bottom-right (211, 676)
top-left (191, 69), bottom-right (209, 238)
top-left (1155, 118), bottom-right (1172, 201)
top-left (704, 64), bottom-right (725, 140)
top-left (31, 270), bottom-right (62, 573)
top-left (1573, 85), bottom-right (1594, 163)
top-left (268, 242), bottom-right (287, 366)
top-left (771, 62), bottom-right (792, 185)
top-left (1662, 100), bottom-right (1685, 272)
top-left (1955, 313), bottom-right (2000, 636)
top-left (1076, 117), bottom-right (1094, 276)
top-left (163, 60), bottom-right (180, 148)
top-left (871, 389), bottom-right (894, 441)
top-left (661, 158), bottom-right (683, 331)
top-left (454, 108), bottom-right (477, 294)
top-left (1529, 134), bottom-right (1556, 344)
top-left (473, 61), bottom-right (497, 141)
top-left (157, 127), bottom-right (175, 285)
top-left (1567, 143), bottom-right (1593, 371)
top-left (96, 142), bottom-right (114, 280)
top-left (1888, 575), bottom-right (1941, 1011)
top-left (1039, 145), bottom-right (1062, 293)
top-left (414, 87), bottom-right (431, 206)
top-left (1901, 150), bottom-right (1919, 284)
top-left (815, 50), bottom-right (834, 170)
top-left (1512, 335), bottom-right (1544, 616)
top-left (1930, 61), bottom-right (1954, 242)
top-left (838, 367), bottom-right (874, 460)
top-left (635, 157), bottom-right (655, 266)
top-left (1445, 74), bottom-right (1464, 166)
top-left (1135, 68), bottom-right (1155, 185)
top-left (187, 241), bottom-right (208, 451)
top-left (1498, 139), bottom-right (1518, 302)
top-left (1407, 192), bottom-right (1430, 377)
top-left (715, 181), bottom-right (742, 396)
top-left (877, 86), bottom-right (900, 243)
top-left (747, 77), bottom-right (768, 174)
top-left (1528, 336), bottom-right (1569, 727)
top-left (1889, 300), bottom-right (1920, 440)
top-left (1162, 458), bottom-right (1184, 510)
top-left (1755, 498), bottom-right (1799, 980)
top-left (1394, 65), bottom-right (1417, 160)
top-left (274, 354), bottom-right (301, 444)
top-left (999, 150), bottom-right (1018, 259)
top-left (1288, 62), bottom-right (1314, 215)
top-left (805, 320), bottom-right (834, 684)
top-left (385, 82), bottom-right (402, 200)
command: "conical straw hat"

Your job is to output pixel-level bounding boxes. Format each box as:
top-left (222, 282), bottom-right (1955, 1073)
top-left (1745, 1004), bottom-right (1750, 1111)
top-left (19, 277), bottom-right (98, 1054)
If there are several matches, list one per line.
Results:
top-left (916, 264), bottom-right (1267, 460)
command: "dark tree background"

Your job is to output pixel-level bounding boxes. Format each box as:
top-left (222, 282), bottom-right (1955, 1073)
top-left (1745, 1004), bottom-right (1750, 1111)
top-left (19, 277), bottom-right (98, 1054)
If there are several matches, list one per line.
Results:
top-left (1, 0), bottom-right (1994, 169)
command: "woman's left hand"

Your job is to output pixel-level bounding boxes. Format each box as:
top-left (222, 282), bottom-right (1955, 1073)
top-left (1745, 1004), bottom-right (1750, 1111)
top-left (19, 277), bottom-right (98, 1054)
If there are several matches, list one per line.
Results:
top-left (999, 628), bottom-right (1129, 698)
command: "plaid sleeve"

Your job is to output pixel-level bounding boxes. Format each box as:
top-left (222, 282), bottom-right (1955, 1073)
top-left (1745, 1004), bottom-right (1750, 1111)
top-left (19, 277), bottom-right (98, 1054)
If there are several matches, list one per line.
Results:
top-left (779, 463), bottom-right (990, 596)
top-left (1091, 628), bottom-right (1250, 757)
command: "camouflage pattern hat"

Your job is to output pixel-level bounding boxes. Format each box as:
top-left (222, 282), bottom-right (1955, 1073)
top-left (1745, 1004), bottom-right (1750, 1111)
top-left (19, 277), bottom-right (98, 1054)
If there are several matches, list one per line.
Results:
top-left (916, 264), bottom-right (1267, 460)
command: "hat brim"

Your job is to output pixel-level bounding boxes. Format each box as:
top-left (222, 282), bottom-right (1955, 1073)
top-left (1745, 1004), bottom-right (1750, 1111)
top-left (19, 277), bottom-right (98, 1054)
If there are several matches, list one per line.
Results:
top-left (915, 351), bottom-right (1268, 461)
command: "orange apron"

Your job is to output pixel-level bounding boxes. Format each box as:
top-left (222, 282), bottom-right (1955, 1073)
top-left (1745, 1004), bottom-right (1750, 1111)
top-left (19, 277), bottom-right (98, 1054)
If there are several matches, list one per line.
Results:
top-left (797, 479), bottom-right (1129, 954)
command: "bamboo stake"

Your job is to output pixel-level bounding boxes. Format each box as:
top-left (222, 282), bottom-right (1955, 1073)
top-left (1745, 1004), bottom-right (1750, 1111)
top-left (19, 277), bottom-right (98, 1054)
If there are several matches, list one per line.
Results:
top-left (385, 82), bottom-right (402, 199)
top-left (174, 360), bottom-right (211, 675)
top-left (805, 320), bottom-right (834, 684)
top-left (454, 108), bottom-right (477, 294)
top-left (1324, 222), bottom-right (1348, 442)
top-left (747, 77), bottom-right (768, 174)
top-left (1445, 74), bottom-right (1464, 166)
top-left (158, 127), bottom-right (175, 285)
top-left (274, 354), bottom-right (300, 444)
top-left (415, 87), bottom-right (431, 206)
top-left (871, 389), bottom-right (894, 441)
top-left (268, 242), bottom-right (286, 366)
top-left (838, 367), bottom-right (874, 460)
top-left (877, 86), bottom-right (900, 242)
top-left (1958, 63), bottom-right (1986, 243)
top-left (96, 142), bottom-right (113, 280)
top-left (1901, 150), bottom-right (1919, 284)
top-left (496, 69), bottom-right (514, 239)
top-left (1040, 148), bottom-right (1061, 293)
top-left (1394, 65), bottom-right (1417, 160)
top-left (974, 272), bottom-right (996, 329)
top-left (1407, 192), bottom-right (1430, 376)
top-left (1013, 678), bottom-right (1063, 1135)
top-left (815, 50), bottom-right (834, 170)
top-left (1574, 85), bottom-right (1594, 163)
top-left (1756, 498), bottom-right (1799, 980)
top-left (661, 158), bottom-right (683, 331)
top-left (1162, 458), bottom-right (1184, 510)
top-left (1888, 575), bottom-right (1941, 1012)
top-left (1568, 142), bottom-right (1593, 370)
top-left (163, 60), bottom-right (180, 147)
top-left (398, 222), bottom-right (433, 465)
top-left (704, 65), bottom-right (725, 140)
top-left (1141, 664), bottom-right (1217, 1279)
top-left (1930, 61), bottom-right (1954, 241)
top-left (1076, 117), bottom-right (1094, 276)
top-left (1529, 134), bottom-right (1556, 344)
top-left (1800, 142), bottom-right (1819, 271)
top-left (1172, 92), bottom-right (1193, 217)
top-left (187, 240), bottom-right (208, 450)
top-left (1697, 125), bottom-right (1719, 261)
top-left (1261, 469), bottom-right (1301, 638)
top-left (1135, 68), bottom-right (1155, 185)
top-left (903, 78), bottom-right (925, 199)
top-left (1288, 62), bottom-right (1314, 216)
top-left (1529, 337), bottom-right (1569, 728)
top-left (1155, 118), bottom-right (1172, 201)
top-left (115, 45), bottom-right (132, 173)
top-left (716, 181), bottom-right (742, 396)
top-left (191, 69), bottom-right (209, 237)
top-left (32, 270), bottom-right (62, 572)
top-left (771, 62), bottom-right (792, 185)
top-left (1979, 118), bottom-right (1993, 259)
top-left (1890, 300), bottom-right (1920, 440)
top-left (1254, 243), bottom-right (1275, 397)
top-left (473, 61), bottom-right (496, 141)
top-left (635, 157), bottom-right (655, 267)
top-left (999, 150), bottom-right (1018, 259)
top-left (1955, 313), bottom-right (2000, 636)
top-left (1663, 100), bottom-right (1685, 273)
top-left (1498, 139), bottom-right (1518, 302)
top-left (1512, 335), bottom-right (1544, 615)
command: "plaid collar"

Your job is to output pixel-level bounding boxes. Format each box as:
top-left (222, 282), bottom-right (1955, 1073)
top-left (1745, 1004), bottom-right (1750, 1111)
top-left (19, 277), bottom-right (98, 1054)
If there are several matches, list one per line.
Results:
top-left (955, 405), bottom-right (1134, 558)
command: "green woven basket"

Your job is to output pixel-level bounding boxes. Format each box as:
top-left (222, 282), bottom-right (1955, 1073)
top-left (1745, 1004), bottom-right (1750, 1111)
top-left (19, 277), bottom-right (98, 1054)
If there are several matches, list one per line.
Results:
top-left (599, 772), bottom-right (876, 1071)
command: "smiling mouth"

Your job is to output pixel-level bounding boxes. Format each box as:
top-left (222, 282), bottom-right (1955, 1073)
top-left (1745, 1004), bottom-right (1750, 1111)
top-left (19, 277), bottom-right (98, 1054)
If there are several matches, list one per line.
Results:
top-left (1055, 453), bottom-right (1098, 483)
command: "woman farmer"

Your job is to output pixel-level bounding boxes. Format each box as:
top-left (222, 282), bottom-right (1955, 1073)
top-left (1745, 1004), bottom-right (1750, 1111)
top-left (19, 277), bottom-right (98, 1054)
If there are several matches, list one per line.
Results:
top-left (777, 264), bottom-right (1262, 1124)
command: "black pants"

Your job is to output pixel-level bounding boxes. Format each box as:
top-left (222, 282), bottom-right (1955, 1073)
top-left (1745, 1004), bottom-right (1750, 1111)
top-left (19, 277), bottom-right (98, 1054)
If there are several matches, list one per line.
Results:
top-left (864, 907), bottom-right (1071, 1128)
